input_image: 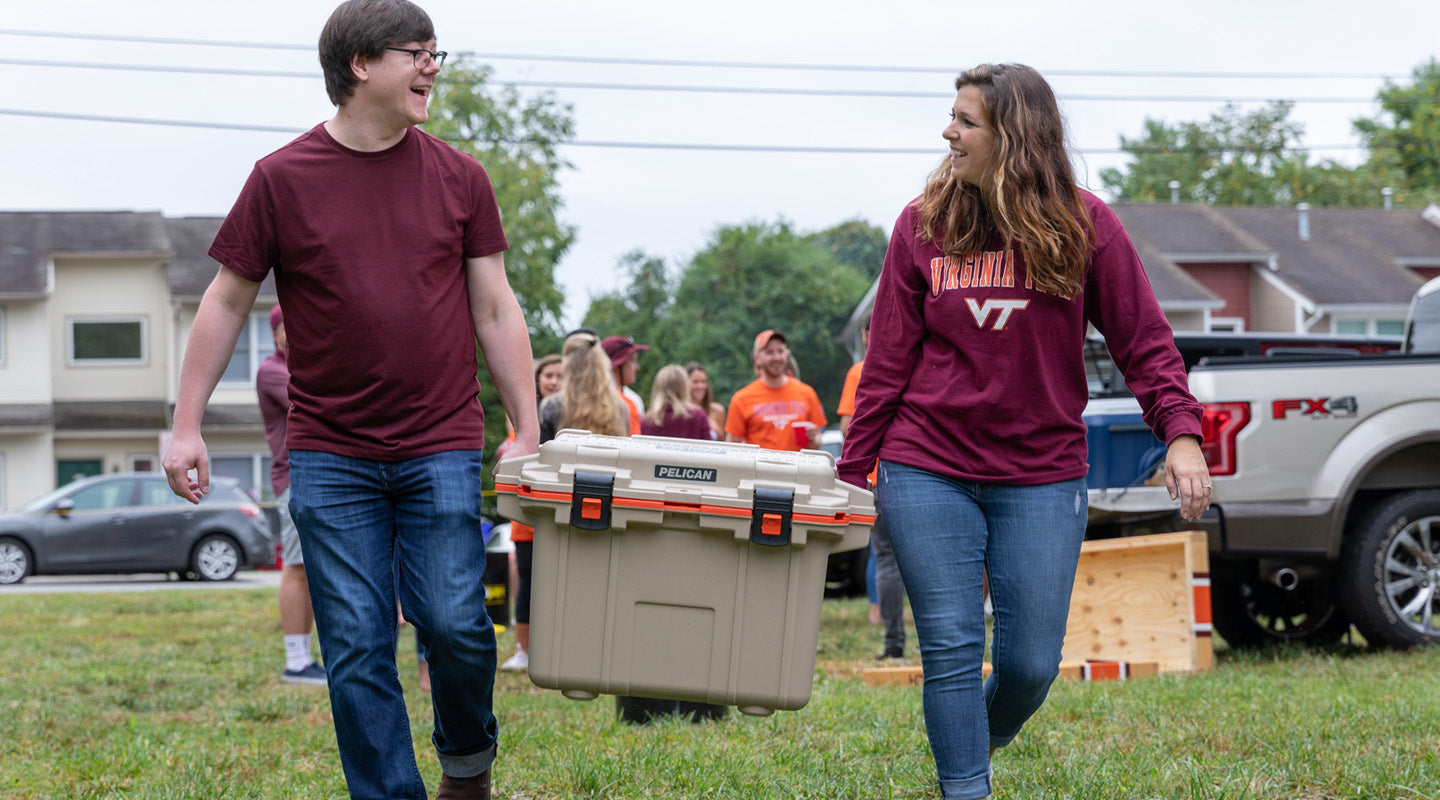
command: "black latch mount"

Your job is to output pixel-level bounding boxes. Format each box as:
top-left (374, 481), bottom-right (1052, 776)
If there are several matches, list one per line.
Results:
top-left (749, 486), bottom-right (795, 547)
top-left (570, 470), bottom-right (615, 531)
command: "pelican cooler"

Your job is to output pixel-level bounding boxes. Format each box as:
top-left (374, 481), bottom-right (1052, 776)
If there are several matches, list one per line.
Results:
top-left (494, 430), bottom-right (874, 716)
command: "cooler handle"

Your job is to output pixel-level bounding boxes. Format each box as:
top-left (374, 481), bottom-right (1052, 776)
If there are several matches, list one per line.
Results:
top-left (749, 486), bottom-right (794, 547)
top-left (570, 470), bottom-right (615, 531)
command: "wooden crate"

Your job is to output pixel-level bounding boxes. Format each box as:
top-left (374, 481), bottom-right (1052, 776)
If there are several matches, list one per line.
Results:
top-left (1062, 530), bottom-right (1212, 673)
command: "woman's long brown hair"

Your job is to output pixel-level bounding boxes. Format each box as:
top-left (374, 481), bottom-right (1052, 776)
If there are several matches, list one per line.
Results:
top-left (917, 63), bottom-right (1093, 298)
top-left (556, 333), bottom-right (627, 437)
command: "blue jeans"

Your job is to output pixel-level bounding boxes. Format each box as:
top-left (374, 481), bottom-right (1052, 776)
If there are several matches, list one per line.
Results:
top-left (290, 449), bottom-right (497, 800)
top-left (875, 460), bottom-right (1087, 800)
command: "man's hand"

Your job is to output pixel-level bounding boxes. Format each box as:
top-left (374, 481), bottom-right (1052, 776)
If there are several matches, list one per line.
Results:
top-left (162, 430), bottom-right (210, 504)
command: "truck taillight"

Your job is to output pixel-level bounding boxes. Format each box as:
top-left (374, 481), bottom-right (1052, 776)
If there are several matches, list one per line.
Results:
top-left (1200, 402), bottom-right (1250, 476)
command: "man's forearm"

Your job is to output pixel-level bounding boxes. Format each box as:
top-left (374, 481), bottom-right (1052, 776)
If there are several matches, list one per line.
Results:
top-left (174, 270), bottom-right (262, 433)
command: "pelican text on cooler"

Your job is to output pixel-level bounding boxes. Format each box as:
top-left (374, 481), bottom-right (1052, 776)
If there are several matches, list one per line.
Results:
top-left (654, 465), bottom-right (719, 483)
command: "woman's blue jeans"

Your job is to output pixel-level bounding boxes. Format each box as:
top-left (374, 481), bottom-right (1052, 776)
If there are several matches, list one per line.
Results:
top-left (876, 460), bottom-right (1087, 800)
top-left (290, 449), bottom-right (498, 800)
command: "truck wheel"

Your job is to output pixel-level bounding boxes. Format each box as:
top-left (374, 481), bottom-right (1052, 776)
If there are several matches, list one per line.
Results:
top-left (1339, 489), bottom-right (1440, 648)
top-left (1210, 565), bottom-right (1351, 649)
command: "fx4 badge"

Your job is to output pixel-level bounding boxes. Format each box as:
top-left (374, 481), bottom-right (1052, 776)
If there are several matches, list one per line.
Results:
top-left (1272, 396), bottom-right (1358, 420)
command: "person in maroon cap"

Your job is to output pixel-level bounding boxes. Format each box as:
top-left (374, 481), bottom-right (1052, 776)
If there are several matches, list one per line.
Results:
top-left (601, 334), bottom-right (649, 434)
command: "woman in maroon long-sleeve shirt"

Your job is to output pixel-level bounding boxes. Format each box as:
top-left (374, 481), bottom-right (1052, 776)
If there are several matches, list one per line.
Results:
top-left (837, 63), bottom-right (1213, 800)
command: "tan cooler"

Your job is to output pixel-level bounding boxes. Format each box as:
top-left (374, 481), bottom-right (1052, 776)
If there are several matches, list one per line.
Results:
top-left (494, 430), bottom-right (874, 716)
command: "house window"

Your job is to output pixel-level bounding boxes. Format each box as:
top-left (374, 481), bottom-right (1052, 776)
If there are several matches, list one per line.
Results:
top-left (68, 318), bottom-right (146, 364)
top-left (1208, 317), bottom-right (1245, 333)
top-left (219, 311), bottom-right (276, 386)
top-left (211, 452), bottom-right (273, 501)
top-left (1334, 318), bottom-right (1405, 336)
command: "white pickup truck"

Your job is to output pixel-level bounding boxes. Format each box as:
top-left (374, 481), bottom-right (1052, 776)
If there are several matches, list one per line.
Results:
top-left (1088, 276), bottom-right (1440, 649)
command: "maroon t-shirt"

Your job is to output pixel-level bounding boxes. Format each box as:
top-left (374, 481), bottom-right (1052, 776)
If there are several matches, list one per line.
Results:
top-left (640, 407), bottom-right (714, 441)
top-left (255, 349), bottom-right (290, 495)
top-left (210, 124), bottom-right (508, 460)
top-left (838, 190), bottom-right (1202, 488)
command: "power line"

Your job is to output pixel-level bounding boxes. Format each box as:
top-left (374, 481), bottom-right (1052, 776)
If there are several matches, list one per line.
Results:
top-left (0, 57), bottom-right (316, 80)
top-left (0, 27), bottom-right (1412, 81)
top-left (0, 28), bottom-right (311, 51)
top-left (0, 58), bottom-right (1396, 105)
top-left (0, 108), bottom-right (1373, 156)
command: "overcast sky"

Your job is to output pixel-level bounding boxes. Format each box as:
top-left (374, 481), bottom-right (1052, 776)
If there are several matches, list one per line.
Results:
top-left (3, 0), bottom-right (1437, 327)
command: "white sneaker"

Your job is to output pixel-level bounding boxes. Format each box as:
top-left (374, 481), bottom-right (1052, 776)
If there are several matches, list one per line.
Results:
top-left (499, 649), bottom-right (529, 672)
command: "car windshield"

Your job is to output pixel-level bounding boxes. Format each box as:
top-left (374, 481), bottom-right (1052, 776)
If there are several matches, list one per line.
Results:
top-left (18, 484), bottom-right (79, 513)
top-left (18, 475), bottom-right (248, 513)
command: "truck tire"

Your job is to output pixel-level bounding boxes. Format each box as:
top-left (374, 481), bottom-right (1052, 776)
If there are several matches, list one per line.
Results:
top-left (1339, 489), bottom-right (1440, 648)
top-left (1210, 563), bottom-right (1351, 649)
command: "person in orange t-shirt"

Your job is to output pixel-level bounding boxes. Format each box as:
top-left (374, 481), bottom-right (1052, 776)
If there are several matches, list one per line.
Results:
top-left (725, 329), bottom-right (827, 451)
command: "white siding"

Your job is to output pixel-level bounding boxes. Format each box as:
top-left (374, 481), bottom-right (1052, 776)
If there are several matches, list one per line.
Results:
top-left (0, 434), bottom-right (54, 511)
top-left (0, 301), bottom-right (54, 404)
top-left (51, 257), bottom-right (172, 400)
top-left (1251, 278), bottom-right (1300, 333)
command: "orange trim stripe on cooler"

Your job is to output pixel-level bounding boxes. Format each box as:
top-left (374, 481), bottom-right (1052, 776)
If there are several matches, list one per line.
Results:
top-left (502, 484), bottom-right (873, 527)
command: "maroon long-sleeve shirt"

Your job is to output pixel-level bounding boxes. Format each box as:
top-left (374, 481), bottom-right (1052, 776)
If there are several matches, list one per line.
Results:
top-left (837, 190), bottom-right (1202, 488)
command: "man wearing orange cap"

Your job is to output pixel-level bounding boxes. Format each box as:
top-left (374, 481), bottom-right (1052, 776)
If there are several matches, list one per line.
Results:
top-left (724, 329), bottom-right (827, 451)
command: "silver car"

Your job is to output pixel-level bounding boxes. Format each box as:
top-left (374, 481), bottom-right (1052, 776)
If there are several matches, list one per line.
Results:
top-left (0, 472), bottom-right (274, 585)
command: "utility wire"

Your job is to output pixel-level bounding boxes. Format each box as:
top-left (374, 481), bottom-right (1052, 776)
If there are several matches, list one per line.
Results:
top-left (0, 28), bottom-right (1410, 80)
top-left (0, 58), bottom-right (1396, 105)
top-left (0, 108), bottom-right (1371, 155)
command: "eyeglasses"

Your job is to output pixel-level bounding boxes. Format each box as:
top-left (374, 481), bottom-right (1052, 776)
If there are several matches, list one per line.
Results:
top-left (385, 46), bottom-right (447, 70)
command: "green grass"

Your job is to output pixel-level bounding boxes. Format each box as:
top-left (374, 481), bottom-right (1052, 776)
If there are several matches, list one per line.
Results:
top-left (2, 589), bottom-right (1438, 799)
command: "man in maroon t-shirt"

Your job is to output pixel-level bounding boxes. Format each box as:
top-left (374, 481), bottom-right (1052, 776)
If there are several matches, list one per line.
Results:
top-left (162, 3), bottom-right (536, 799)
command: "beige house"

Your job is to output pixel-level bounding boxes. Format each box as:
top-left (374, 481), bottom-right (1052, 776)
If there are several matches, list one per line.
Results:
top-left (0, 212), bottom-right (276, 511)
top-left (841, 203), bottom-right (1440, 355)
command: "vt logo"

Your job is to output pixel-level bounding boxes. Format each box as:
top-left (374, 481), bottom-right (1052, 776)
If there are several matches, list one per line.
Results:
top-left (965, 298), bottom-right (1030, 330)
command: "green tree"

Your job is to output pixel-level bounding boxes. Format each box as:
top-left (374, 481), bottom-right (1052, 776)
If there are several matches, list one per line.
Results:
top-left (420, 56), bottom-right (575, 506)
top-left (582, 250), bottom-right (676, 396)
top-left (1354, 58), bottom-right (1440, 202)
top-left (424, 56), bottom-right (576, 341)
top-left (1101, 60), bottom-right (1440, 208)
top-left (665, 220), bottom-right (870, 415)
top-left (1100, 101), bottom-right (1322, 205)
top-left (803, 218), bottom-right (889, 281)
top-left (578, 222), bottom-right (873, 426)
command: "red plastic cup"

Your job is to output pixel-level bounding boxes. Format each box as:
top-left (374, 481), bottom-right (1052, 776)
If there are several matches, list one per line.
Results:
top-left (792, 422), bottom-right (808, 449)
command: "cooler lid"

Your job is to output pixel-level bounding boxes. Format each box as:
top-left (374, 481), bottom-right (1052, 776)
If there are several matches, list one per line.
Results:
top-left (495, 430), bottom-right (875, 529)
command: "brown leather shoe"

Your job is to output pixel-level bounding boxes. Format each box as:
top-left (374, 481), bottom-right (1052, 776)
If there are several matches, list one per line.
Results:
top-left (436, 769), bottom-right (490, 800)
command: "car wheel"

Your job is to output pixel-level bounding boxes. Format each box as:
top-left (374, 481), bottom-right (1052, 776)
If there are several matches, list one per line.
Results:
top-left (191, 534), bottom-right (241, 582)
top-left (1210, 563), bottom-right (1351, 649)
top-left (0, 537), bottom-right (33, 585)
top-left (1340, 489), bottom-right (1440, 648)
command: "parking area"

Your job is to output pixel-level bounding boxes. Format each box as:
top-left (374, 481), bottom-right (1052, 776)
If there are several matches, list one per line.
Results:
top-left (1, 570), bottom-right (281, 594)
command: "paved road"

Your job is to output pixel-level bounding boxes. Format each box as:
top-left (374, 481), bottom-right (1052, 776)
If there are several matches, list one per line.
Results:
top-left (1, 570), bottom-right (282, 594)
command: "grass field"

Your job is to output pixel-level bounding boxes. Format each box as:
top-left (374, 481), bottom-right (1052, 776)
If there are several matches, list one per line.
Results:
top-left (2, 587), bottom-right (1438, 799)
